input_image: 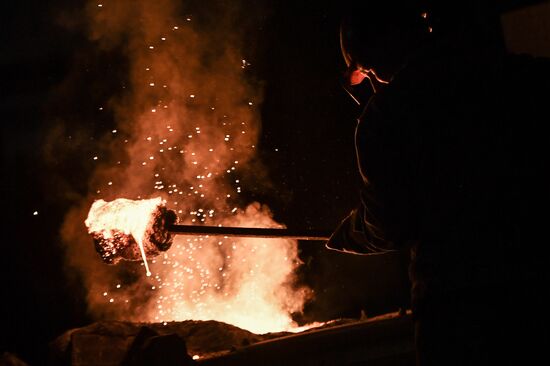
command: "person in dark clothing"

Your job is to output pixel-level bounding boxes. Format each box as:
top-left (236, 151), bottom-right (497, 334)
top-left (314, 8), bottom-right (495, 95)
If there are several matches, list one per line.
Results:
top-left (327, 1), bottom-right (550, 364)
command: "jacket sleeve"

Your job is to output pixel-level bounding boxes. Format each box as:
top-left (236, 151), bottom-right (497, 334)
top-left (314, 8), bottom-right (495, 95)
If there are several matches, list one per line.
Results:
top-left (327, 96), bottom-right (419, 254)
top-left (325, 206), bottom-right (397, 255)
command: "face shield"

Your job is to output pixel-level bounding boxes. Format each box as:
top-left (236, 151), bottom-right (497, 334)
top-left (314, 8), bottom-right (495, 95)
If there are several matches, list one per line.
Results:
top-left (341, 64), bottom-right (390, 107)
top-left (340, 26), bottom-right (390, 107)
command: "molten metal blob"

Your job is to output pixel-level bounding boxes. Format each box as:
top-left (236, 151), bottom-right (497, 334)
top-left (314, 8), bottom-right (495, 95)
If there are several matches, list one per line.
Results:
top-left (85, 197), bottom-right (177, 275)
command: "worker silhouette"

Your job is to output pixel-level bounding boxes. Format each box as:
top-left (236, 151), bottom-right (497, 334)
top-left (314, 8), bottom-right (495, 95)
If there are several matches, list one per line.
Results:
top-left (327, 1), bottom-right (550, 365)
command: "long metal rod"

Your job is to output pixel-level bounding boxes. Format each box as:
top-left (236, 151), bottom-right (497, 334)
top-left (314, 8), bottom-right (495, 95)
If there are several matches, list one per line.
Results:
top-left (166, 224), bottom-right (331, 241)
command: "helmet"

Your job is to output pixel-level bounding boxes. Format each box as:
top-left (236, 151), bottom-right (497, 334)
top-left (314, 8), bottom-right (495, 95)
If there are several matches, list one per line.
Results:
top-left (339, 0), bottom-right (432, 104)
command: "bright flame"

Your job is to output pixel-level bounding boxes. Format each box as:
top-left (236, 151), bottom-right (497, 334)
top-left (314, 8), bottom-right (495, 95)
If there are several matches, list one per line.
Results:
top-left (85, 197), bottom-right (165, 276)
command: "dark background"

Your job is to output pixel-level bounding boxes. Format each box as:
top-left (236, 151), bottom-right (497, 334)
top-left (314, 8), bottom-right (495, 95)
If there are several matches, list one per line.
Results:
top-left (2, 0), bottom-right (548, 364)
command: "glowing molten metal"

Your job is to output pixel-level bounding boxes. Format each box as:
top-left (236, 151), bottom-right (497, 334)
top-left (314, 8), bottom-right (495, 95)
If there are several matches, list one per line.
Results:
top-left (85, 197), bottom-right (176, 275)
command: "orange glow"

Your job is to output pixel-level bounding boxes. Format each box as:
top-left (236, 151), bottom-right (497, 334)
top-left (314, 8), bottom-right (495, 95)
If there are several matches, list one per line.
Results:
top-left (144, 203), bottom-right (314, 333)
top-left (63, 0), bottom-right (317, 335)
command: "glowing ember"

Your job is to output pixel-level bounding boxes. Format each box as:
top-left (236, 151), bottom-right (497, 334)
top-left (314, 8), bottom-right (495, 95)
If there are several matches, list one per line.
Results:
top-left (85, 197), bottom-right (176, 276)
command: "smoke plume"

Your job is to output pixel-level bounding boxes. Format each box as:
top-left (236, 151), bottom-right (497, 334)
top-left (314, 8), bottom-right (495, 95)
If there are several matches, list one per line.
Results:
top-left (59, 0), bottom-right (312, 333)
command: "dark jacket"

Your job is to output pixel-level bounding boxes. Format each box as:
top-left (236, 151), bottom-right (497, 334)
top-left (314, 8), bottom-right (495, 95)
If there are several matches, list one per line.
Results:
top-left (327, 29), bottom-right (550, 313)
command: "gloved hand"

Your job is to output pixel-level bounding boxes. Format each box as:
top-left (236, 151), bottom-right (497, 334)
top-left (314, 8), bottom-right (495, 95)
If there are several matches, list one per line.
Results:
top-left (326, 208), bottom-right (395, 255)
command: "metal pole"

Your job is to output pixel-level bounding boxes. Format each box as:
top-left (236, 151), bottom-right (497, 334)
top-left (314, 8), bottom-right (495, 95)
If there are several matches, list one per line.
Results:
top-left (166, 224), bottom-right (331, 241)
